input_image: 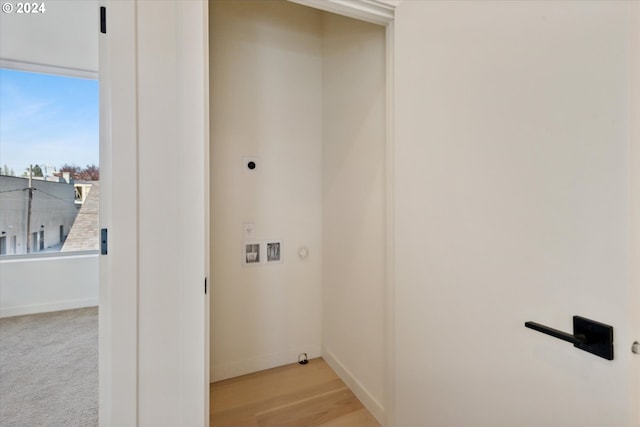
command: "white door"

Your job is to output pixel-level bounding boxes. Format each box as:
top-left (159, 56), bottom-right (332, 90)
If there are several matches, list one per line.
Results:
top-left (393, 1), bottom-right (640, 426)
top-left (99, 1), bottom-right (138, 425)
top-left (99, 1), bottom-right (209, 426)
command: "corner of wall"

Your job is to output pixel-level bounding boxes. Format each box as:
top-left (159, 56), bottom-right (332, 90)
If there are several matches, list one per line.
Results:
top-left (211, 344), bottom-right (322, 383)
top-left (322, 347), bottom-right (386, 426)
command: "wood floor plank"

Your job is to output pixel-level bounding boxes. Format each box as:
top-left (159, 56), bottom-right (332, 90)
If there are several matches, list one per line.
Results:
top-left (210, 358), bottom-right (381, 427)
top-left (212, 359), bottom-right (339, 412)
top-left (317, 409), bottom-right (380, 427)
top-left (256, 387), bottom-right (362, 427)
top-left (253, 386), bottom-right (349, 417)
top-left (212, 378), bottom-right (346, 426)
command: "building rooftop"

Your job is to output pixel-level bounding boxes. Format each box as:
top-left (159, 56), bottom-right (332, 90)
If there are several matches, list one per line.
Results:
top-left (61, 182), bottom-right (99, 252)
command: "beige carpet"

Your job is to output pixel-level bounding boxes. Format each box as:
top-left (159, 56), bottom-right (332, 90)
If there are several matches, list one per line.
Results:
top-left (0, 307), bottom-right (98, 426)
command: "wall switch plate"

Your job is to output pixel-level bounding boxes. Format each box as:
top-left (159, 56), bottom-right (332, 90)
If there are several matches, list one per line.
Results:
top-left (243, 223), bottom-right (255, 240)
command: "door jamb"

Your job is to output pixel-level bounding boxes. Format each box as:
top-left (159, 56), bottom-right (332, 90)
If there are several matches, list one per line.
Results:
top-left (630, 3), bottom-right (640, 425)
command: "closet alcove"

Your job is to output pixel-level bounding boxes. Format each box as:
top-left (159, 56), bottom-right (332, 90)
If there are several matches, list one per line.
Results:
top-left (210, 0), bottom-right (388, 421)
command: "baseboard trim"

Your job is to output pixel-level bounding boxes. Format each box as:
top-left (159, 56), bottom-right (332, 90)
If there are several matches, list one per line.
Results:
top-left (210, 345), bottom-right (322, 382)
top-left (0, 298), bottom-right (99, 318)
top-left (322, 348), bottom-right (386, 426)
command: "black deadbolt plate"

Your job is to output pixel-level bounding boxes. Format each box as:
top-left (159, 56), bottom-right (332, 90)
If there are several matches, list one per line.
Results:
top-left (573, 316), bottom-right (614, 360)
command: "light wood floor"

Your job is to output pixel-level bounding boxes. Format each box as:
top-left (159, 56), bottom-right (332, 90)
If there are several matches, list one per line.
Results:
top-left (210, 358), bottom-right (381, 427)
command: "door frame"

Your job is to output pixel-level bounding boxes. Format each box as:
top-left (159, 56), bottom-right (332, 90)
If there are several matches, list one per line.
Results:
top-left (630, 2), bottom-right (640, 424)
top-left (99, 1), bottom-right (209, 426)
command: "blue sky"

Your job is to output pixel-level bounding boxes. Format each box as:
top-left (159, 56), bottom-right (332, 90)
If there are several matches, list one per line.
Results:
top-left (0, 68), bottom-right (99, 176)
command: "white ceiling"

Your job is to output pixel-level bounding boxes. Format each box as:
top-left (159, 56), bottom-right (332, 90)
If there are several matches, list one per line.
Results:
top-left (0, 0), bottom-right (98, 76)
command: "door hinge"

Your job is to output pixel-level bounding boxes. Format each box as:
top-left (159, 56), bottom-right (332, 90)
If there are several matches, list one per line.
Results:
top-left (100, 228), bottom-right (108, 255)
top-left (100, 6), bottom-right (106, 34)
top-left (204, 277), bottom-right (208, 295)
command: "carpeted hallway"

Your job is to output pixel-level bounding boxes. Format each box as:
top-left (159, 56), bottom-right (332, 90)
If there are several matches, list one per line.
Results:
top-left (0, 307), bottom-right (98, 426)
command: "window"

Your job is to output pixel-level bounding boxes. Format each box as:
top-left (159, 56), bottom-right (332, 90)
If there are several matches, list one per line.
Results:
top-left (0, 69), bottom-right (99, 255)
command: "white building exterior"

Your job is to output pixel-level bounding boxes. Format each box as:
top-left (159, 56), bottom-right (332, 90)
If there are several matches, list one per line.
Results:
top-left (0, 175), bottom-right (77, 255)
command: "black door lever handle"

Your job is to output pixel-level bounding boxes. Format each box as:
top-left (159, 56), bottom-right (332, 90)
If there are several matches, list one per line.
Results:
top-left (524, 321), bottom-right (585, 346)
top-left (525, 316), bottom-right (614, 360)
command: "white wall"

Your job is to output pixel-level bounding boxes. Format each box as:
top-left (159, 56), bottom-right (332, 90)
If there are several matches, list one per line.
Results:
top-left (321, 12), bottom-right (386, 424)
top-left (0, 0), bottom-right (97, 75)
top-left (135, 2), bottom-right (209, 426)
top-left (0, 253), bottom-right (98, 317)
top-left (210, 0), bottom-right (324, 381)
top-left (394, 2), bottom-right (635, 426)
